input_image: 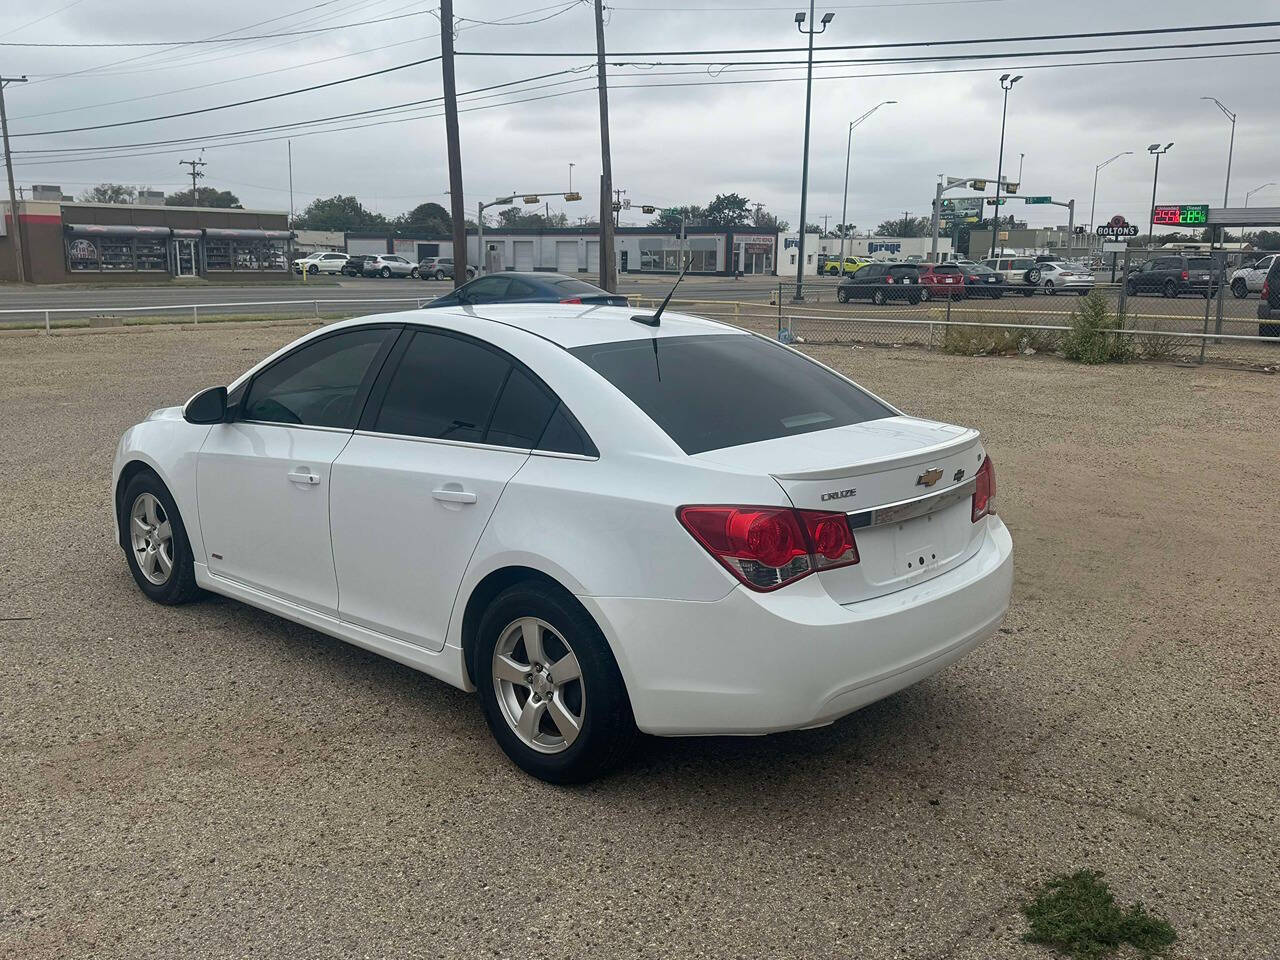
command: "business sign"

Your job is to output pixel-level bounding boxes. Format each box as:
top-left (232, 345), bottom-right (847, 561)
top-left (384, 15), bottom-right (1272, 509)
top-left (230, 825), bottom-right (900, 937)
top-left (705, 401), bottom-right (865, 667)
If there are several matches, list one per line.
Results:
top-left (868, 241), bottom-right (902, 254)
top-left (69, 239), bottom-right (97, 260)
top-left (1102, 241), bottom-right (1128, 253)
top-left (1152, 204), bottom-right (1208, 226)
top-left (784, 236), bottom-right (799, 249)
top-left (1023, 196), bottom-right (1052, 204)
top-left (1096, 214), bottom-right (1139, 238)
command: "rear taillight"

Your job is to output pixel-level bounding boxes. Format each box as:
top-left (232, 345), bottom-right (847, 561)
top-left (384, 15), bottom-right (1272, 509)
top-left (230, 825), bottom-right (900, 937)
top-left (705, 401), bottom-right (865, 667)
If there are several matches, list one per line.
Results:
top-left (1181, 270), bottom-right (1189, 281)
top-left (559, 297), bottom-right (583, 304)
top-left (677, 505), bottom-right (859, 592)
top-left (972, 455), bottom-right (997, 523)
top-left (1263, 278), bottom-right (1271, 299)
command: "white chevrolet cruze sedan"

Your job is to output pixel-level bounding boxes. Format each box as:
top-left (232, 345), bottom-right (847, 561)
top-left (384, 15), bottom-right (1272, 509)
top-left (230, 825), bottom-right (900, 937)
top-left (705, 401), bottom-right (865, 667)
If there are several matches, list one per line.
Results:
top-left (112, 304), bottom-right (1013, 782)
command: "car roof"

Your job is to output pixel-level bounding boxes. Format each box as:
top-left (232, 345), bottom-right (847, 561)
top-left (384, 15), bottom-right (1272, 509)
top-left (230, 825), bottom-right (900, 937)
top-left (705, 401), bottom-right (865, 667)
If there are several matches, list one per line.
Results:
top-left (320, 303), bottom-right (738, 349)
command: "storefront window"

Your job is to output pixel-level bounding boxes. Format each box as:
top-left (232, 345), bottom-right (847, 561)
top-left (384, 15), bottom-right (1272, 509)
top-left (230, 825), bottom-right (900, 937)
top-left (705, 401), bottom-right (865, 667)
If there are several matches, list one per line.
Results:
top-left (65, 236), bottom-right (169, 272)
top-left (208, 238), bottom-right (287, 271)
top-left (636, 237), bottom-right (718, 272)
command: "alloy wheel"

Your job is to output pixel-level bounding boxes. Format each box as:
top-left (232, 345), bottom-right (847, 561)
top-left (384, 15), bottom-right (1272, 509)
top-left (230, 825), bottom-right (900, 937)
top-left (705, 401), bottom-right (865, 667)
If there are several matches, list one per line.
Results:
top-left (492, 617), bottom-right (585, 754)
top-left (129, 492), bottom-right (174, 586)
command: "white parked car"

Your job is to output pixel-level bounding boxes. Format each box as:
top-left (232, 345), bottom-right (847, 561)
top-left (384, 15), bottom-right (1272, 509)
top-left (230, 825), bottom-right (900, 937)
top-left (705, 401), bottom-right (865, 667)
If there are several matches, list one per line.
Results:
top-left (291, 251), bottom-right (349, 275)
top-left (1036, 261), bottom-right (1095, 296)
top-left (981, 256), bottom-right (1041, 296)
top-left (111, 305), bottom-right (1013, 782)
top-left (1230, 253), bottom-right (1277, 298)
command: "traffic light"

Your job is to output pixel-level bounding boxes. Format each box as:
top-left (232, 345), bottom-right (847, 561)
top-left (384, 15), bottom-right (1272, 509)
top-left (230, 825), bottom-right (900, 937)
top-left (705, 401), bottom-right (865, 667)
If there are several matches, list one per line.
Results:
top-left (522, 195), bottom-right (540, 204)
top-left (641, 205), bottom-right (656, 214)
top-left (970, 179), bottom-right (987, 191)
top-left (1005, 182), bottom-right (1018, 194)
top-left (564, 192), bottom-right (582, 202)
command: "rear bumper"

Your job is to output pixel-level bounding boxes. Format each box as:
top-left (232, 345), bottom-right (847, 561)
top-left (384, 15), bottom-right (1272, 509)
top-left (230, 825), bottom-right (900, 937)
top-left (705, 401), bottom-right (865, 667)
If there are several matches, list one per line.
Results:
top-left (1259, 302), bottom-right (1274, 320)
top-left (584, 516), bottom-right (1013, 736)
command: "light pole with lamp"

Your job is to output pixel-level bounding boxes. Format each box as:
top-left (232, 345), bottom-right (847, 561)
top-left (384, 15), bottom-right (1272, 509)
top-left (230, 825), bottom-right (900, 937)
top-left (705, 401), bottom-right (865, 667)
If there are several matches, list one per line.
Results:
top-left (1200, 97), bottom-right (1237, 206)
top-left (568, 162), bottom-right (575, 191)
top-left (1245, 182), bottom-right (1276, 207)
top-left (989, 73), bottom-right (1021, 259)
top-left (1090, 150), bottom-right (1132, 250)
top-left (792, 2), bottom-right (834, 301)
top-left (1147, 142), bottom-right (1173, 246)
top-left (837, 100), bottom-right (895, 277)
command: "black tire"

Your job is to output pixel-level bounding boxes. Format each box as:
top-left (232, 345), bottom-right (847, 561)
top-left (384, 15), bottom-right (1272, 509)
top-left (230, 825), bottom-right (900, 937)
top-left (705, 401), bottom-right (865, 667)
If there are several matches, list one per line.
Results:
top-left (1259, 322), bottom-right (1280, 338)
top-left (474, 582), bottom-right (635, 784)
top-left (1045, 280), bottom-right (1056, 295)
top-left (119, 470), bottom-right (202, 606)
top-left (918, 286), bottom-right (932, 302)
top-left (907, 292), bottom-right (921, 305)
top-left (1025, 268), bottom-right (1042, 285)
top-left (307, 264), bottom-right (319, 275)
top-left (1022, 288), bottom-right (1035, 297)
top-left (837, 287), bottom-right (850, 303)
top-left (1232, 279), bottom-right (1249, 299)
top-left (991, 289), bottom-right (1003, 299)
top-left (1078, 289), bottom-right (1089, 296)
top-left (1163, 279), bottom-right (1178, 299)
top-left (409, 267), bottom-right (419, 279)
top-left (434, 270), bottom-right (446, 281)
top-left (380, 266), bottom-right (392, 278)
top-left (1126, 280), bottom-right (1138, 296)
top-left (872, 289), bottom-right (887, 305)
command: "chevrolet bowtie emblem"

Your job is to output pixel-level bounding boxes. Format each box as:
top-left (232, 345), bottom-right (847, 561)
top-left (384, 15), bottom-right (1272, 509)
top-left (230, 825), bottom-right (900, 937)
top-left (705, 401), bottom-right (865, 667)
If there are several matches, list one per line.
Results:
top-left (916, 468), bottom-right (944, 487)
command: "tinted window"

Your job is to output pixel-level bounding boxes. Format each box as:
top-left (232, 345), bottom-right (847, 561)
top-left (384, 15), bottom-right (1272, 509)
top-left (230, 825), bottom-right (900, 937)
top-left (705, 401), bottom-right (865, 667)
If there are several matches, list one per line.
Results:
top-left (888, 266), bottom-right (918, 278)
top-left (374, 331), bottom-right (509, 442)
top-left (553, 278), bottom-right (609, 296)
top-left (935, 264), bottom-right (960, 274)
top-left (505, 278), bottom-right (541, 300)
top-left (243, 327), bottom-right (394, 428)
top-left (462, 276), bottom-right (511, 304)
top-left (570, 334), bottom-right (893, 455)
top-left (1187, 257), bottom-right (1214, 270)
top-left (538, 405), bottom-right (592, 456)
top-left (486, 367), bottom-right (557, 448)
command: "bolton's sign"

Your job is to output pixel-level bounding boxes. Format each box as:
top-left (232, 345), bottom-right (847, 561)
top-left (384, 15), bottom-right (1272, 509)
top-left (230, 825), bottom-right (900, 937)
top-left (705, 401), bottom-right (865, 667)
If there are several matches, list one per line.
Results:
top-left (1096, 215), bottom-right (1139, 238)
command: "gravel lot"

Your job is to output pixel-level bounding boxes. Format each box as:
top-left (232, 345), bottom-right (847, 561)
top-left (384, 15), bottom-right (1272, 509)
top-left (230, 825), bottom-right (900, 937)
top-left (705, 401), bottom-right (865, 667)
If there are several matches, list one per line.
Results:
top-left (1, 320), bottom-right (1277, 959)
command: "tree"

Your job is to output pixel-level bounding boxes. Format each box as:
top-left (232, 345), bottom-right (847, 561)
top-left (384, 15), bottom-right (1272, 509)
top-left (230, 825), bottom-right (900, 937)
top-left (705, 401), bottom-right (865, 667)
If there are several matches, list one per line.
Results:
top-left (165, 187), bottom-right (242, 209)
top-left (392, 201), bottom-right (451, 235)
top-left (652, 205), bottom-right (706, 231)
top-left (875, 215), bottom-right (931, 237)
top-left (77, 183), bottom-right (138, 203)
top-left (1249, 230), bottom-right (1280, 250)
top-left (752, 208), bottom-right (789, 233)
top-left (292, 195), bottom-right (386, 231)
top-left (704, 192), bottom-right (751, 228)
top-left (496, 207), bottom-right (569, 229)
top-left (804, 223), bottom-right (824, 235)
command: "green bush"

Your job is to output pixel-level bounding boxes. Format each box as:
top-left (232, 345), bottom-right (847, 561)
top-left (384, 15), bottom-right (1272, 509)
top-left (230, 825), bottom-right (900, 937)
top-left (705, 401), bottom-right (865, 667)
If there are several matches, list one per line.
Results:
top-left (1062, 290), bottom-right (1134, 364)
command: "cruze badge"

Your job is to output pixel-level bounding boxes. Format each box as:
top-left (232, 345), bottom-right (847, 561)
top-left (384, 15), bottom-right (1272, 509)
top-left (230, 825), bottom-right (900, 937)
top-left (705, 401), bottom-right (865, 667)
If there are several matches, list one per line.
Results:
top-left (821, 488), bottom-right (856, 502)
top-left (916, 468), bottom-right (944, 488)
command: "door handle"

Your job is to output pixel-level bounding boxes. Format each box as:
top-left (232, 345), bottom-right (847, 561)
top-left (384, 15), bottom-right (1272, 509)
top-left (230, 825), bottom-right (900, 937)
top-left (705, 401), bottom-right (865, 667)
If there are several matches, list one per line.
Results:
top-left (432, 487), bottom-right (477, 504)
top-left (287, 468), bottom-right (321, 486)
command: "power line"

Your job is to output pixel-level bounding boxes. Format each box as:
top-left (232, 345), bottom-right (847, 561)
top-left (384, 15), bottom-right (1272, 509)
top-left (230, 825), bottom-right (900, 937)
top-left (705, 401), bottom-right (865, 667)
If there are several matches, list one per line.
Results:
top-left (453, 18), bottom-right (1280, 56)
top-left (9, 56), bottom-right (443, 138)
top-left (0, 0), bottom-right (89, 38)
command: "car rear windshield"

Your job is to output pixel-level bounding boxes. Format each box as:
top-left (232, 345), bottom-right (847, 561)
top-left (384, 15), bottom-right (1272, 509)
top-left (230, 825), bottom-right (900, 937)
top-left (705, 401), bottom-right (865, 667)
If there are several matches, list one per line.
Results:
top-left (1187, 257), bottom-right (1214, 270)
top-left (569, 334), bottom-right (893, 455)
top-left (553, 278), bottom-right (609, 295)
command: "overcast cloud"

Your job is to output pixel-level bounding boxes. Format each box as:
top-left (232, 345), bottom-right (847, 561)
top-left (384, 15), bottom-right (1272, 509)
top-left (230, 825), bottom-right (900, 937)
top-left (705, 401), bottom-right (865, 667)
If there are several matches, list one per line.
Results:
top-left (3, 0), bottom-right (1277, 234)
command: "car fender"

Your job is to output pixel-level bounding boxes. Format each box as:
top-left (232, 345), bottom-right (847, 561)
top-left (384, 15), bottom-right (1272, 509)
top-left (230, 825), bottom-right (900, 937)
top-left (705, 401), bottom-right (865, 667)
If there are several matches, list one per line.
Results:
top-left (112, 409), bottom-right (213, 560)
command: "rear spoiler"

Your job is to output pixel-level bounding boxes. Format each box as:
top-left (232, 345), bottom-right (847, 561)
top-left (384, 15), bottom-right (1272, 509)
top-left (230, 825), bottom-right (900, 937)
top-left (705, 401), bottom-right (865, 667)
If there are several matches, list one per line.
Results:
top-left (769, 428), bottom-right (979, 481)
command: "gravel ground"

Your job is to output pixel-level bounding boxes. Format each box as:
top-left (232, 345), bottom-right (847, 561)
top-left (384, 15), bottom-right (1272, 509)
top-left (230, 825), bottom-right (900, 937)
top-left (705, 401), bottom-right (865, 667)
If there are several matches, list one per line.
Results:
top-left (1, 320), bottom-right (1277, 959)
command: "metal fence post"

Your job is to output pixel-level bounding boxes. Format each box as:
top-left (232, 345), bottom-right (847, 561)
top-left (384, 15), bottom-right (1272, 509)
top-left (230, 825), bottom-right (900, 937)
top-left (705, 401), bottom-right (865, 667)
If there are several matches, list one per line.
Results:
top-left (193, 305), bottom-right (198, 325)
top-left (313, 300), bottom-right (319, 319)
top-left (777, 282), bottom-right (783, 335)
top-left (44, 310), bottom-right (50, 334)
top-left (1116, 249), bottom-right (1129, 318)
top-left (1213, 251), bottom-right (1227, 341)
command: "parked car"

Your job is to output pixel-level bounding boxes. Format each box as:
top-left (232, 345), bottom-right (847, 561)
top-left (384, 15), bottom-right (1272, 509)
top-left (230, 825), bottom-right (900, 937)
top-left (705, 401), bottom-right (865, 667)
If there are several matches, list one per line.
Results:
top-left (916, 262), bottom-right (966, 300)
top-left (362, 254), bottom-right (419, 278)
top-left (981, 257), bottom-right (1041, 296)
top-left (958, 263), bottom-right (1003, 298)
top-left (822, 256), bottom-right (872, 277)
top-left (420, 256), bottom-right (477, 281)
top-left (1259, 255), bottom-right (1280, 337)
top-left (426, 272), bottom-right (628, 308)
top-left (1230, 253), bottom-right (1278, 299)
top-left (292, 251), bottom-right (349, 275)
top-left (836, 262), bottom-right (922, 304)
top-left (1036, 261), bottom-right (1094, 296)
top-left (341, 255), bottom-right (375, 277)
top-left (111, 304), bottom-right (1012, 782)
top-left (1124, 254), bottom-right (1217, 298)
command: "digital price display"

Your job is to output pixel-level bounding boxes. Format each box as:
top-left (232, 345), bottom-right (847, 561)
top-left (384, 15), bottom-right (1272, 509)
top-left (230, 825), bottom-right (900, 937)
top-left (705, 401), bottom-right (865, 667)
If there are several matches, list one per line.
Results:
top-left (1153, 204), bottom-right (1209, 226)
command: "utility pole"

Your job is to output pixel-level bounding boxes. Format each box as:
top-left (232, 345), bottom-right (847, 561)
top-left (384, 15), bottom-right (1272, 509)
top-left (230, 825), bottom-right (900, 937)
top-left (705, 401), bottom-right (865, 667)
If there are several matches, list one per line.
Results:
top-left (568, 161), bottom-right (574, 191)
top-left (1, 75), bottom-right (29, 283)
top-left (594, 0), bottom-right (616, 291)
top-left (179, 158), bottom-right (206, 205)
top-left (990, 74), bottom-right (1021, 258)
top-left (792, 1), bottom-right (834, 302)
top-left (440, 0), bottom-right (468, 289)
top-left (287, 140), bottom-right (295, 229)
top-left (613, 188), bottom-right (626, 227)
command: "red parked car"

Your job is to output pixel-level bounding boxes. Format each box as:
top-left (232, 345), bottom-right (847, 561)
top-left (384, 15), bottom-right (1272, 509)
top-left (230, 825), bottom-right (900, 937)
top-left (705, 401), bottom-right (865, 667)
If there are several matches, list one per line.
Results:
top-left (916, 262), bottom-right (967, 301)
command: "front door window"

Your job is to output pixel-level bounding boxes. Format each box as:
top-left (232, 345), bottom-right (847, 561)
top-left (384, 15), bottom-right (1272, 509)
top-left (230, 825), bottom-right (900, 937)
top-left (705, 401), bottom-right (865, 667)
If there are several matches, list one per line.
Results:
top-left (174, 239), bottom-right (197, 277)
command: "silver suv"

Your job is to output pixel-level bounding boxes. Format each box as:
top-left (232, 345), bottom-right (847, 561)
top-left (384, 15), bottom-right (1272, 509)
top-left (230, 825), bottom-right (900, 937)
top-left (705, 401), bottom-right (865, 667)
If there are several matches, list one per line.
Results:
top-left (981, 256), bottom-right (1042, 296)
top-left (362, 254), bottom-right (419, 278)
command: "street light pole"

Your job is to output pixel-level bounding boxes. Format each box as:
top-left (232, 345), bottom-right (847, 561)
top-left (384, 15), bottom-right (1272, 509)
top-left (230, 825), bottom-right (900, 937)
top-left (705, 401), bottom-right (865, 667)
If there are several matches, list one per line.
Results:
top-left (1201, 97), bottom-right (1237, 207)
top-left (989, 74), bottom-right (1021, 259)
top-left (1147, 142), bottom-right (1173, 246)
top-left (837, 100), bottom-right (895, 277)
top-left (1090, 151), bottom-right (1132, 250)
top-left (792, 3), bottom-right (834, 301)
top-left (1245, 182), bottom-right (1277, 207)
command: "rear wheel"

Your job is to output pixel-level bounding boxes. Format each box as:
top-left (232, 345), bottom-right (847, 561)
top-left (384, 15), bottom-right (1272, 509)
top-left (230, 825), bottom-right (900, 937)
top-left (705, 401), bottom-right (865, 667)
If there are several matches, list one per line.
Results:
top-left (872, 289), bottom-right (887, 306)
top-left (1163, 279), bottom-right (1178, 298)
top-left (434, 270), bottom-right (446, 280)
top-left (475, 583), bottom-right (635, 783)
top-left (120, 472), bottom-right (201, 606)
top-left (380, 266), bottom-right (392, 278)
top-left (837, 287), bottom-right (850, 303)
top-left (1045, 280), bottom-right (1056, 295)
top-left (409, 267), bottom-right (419, 278)
top-left (918, 286), bottom-right (931, 302)
top-left (1022, 288), bottom-right (1035, 297)
top-left (1231, 278), bottom-right (1248, 298)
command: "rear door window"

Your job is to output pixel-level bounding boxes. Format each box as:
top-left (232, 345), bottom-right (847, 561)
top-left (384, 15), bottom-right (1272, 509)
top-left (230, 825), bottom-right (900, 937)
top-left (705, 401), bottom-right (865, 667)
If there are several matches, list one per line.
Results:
top-left (570, 334), bottom-right (893, 455)
top-left (1187, 257), bottom-right (1214, 271)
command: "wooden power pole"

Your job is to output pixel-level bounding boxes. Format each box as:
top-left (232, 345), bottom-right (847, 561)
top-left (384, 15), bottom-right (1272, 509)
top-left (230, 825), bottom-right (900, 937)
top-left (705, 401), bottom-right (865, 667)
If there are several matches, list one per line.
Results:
top-left (440, 0), bottom-right (468, 289)
top-left (593, 0), bottom-right (616, 292)
top-left (0, 75), bottom-right (29, 284)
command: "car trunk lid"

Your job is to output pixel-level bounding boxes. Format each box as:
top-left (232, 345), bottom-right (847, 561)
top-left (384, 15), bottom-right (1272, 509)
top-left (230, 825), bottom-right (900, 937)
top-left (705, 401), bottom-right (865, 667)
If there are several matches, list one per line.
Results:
top-left (694, 416), bottom-right (988, 603)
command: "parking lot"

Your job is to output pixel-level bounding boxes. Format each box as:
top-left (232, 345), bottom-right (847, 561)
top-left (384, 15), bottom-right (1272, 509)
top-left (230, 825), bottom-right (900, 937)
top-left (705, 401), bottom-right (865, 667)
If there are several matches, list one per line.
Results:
top-left (2, 322), bottom-right (1277, 959)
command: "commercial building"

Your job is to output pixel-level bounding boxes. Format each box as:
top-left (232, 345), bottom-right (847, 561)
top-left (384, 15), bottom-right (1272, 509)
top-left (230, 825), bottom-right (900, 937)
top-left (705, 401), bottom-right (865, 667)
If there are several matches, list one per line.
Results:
top-left (778, 232), bottom-right (955, 273)
top-left (1, 193), bottom-right (292, 284)
top-left (345, 226), bottom-right (777, 277)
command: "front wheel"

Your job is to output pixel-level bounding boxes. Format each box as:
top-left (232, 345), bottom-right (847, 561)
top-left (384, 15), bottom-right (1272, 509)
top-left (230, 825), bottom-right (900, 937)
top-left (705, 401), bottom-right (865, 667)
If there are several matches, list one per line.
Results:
top-left (837, 287), bottom-right (850, 303)
top-left (872, 289), bottom-right (887, 305)
top-left (475, 583), bottom-right (635, 783)
top-left (434, 270), bottom-right (446, 281)
top-left (918, 286), bottom-right (931, 302)
top-left (380, 267), bottom-right (392, 278)
top-left (409, 267), bottom-right (419, 278)
top-left (307, 264), bottom-right (319, 275)
top-left (1231, 279), bottom-right (1248, 299)
top-left (1022, 288), bottom-right (1035, 297)
top-left (1163, 279), bottom-right (1178, 299)
top-left (120, 472), bottom-right (202, 605)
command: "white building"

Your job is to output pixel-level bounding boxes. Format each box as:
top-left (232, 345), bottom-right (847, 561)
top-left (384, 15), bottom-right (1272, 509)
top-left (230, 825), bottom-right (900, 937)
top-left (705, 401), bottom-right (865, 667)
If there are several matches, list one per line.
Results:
top-left (779, 232), bottom-right (955, 273)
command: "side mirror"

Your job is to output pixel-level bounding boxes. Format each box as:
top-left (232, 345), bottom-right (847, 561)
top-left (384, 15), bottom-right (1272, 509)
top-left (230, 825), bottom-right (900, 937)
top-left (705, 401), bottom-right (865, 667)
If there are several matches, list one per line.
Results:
top-left (183, 386), bottom-right (228, 424)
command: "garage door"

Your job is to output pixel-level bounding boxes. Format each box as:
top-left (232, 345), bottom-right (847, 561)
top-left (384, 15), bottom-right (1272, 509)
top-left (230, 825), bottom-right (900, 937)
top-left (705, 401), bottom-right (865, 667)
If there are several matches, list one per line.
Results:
top-left (513, 241), bottom-right (534, 271)
top-left (586, 241), bottom-right (600, 273)
top-left (555, 241), bottom-right (577, 273)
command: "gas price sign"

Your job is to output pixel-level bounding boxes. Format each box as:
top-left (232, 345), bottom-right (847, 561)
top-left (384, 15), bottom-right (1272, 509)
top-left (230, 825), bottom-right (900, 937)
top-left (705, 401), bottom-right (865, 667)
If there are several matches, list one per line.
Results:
top-left (1152, 204), bottom-right (1209, 226)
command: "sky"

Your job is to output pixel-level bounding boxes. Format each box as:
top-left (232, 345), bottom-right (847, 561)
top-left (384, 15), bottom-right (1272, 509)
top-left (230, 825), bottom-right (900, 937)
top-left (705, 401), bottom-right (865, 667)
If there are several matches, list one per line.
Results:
top-left (2, 0), bottom-right (1278, 235)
